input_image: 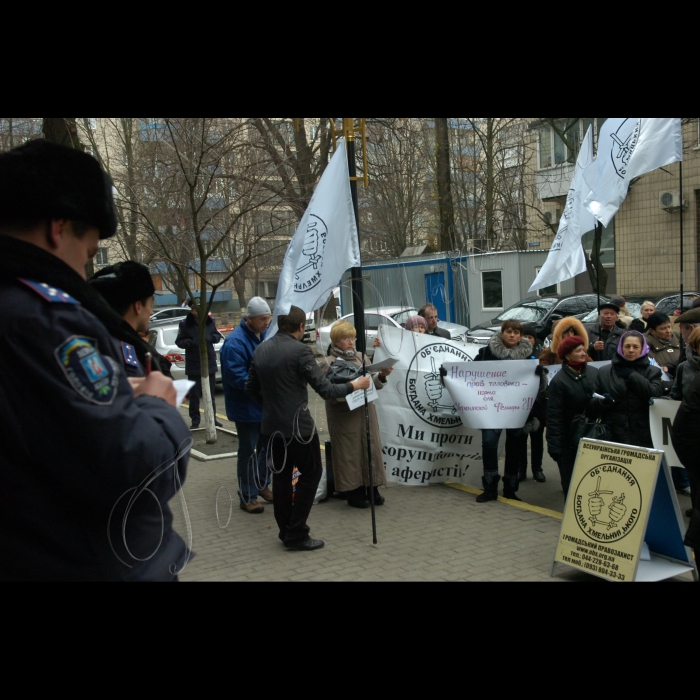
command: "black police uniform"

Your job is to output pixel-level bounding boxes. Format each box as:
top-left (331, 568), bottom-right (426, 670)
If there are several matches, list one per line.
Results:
top-left (0, 276), bottom-right (191, 581)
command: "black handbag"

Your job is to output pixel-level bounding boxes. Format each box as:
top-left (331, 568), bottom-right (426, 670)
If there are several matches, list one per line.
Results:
top-left (325, 358), bottom-right (362, 384)
top-left (571, 414), bottom-right (612, 443)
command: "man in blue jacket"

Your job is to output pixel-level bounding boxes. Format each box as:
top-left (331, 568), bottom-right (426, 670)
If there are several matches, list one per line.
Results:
top-left (221, 297), bottom-right (273, 514)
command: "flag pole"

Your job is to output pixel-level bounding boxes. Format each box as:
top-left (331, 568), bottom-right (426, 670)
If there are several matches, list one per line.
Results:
top-left (680, 160), bottom-right (685, 311)
top-left (343, 118), bottom-right (378, 545)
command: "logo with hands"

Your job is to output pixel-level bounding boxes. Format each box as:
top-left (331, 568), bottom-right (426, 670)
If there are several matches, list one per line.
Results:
top-left (294, 214), bottom-right (328, 293)
top-left (574, 466), bottom-right (642, 543)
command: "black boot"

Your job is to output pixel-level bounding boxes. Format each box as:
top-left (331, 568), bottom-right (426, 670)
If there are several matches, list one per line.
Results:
top-left (476, 472), bottom-right (500, 503)
top-left (366, 486), bottom-right (386, 506)
top-left (503, 475), bottom-right (522, 502)
top-left (347, 486), bottom-right (370, 509)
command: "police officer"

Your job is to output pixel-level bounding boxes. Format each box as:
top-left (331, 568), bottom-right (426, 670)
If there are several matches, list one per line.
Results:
top-left (89, 260), bottom-right (170, 378)
top-left (0, 140), bottom-right (191, 582)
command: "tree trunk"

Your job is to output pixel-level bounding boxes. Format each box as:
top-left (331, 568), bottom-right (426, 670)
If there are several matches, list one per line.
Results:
top-left (233, 269), bottom-right (247, 308)
top-left (485, 119), bottom-right (496, 249)
top-left (434, 118), bottom-right (455, 253)
top-left (42, 118), bottom-right (84, 151)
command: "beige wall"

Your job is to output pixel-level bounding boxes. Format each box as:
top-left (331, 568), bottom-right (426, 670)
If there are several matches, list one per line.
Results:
top-left (615, 120), bottom-right (700, 296)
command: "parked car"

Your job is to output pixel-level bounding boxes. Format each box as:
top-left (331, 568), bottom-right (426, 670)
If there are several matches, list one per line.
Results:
top-left (580, 291), bottom-right (700, 325)
top-left (466, 294), bottom-right (607, 344)
top-left (316, 306), bottom-right (470, 358)
top-left (148, 321), bottom-right (223, 383)
top-left (304, 312), bottom-right (316, 343)
top-left (150, 307), bottom-right (188, 325)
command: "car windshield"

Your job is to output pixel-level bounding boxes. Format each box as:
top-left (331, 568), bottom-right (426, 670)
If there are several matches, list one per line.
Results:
top-left (497, 299), bottom-right (557, 323)
top-left (391, 309), bottom-right (418, 326)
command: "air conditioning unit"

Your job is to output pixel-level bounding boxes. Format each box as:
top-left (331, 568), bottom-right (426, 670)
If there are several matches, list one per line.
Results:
top-left (660, 190), bottom-right (689, 212)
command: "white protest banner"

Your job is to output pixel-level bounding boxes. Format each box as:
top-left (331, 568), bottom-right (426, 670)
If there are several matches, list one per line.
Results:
top-left (443, 360), bottom-right (540, 429)
top-left (650, 400), bottom-right (683, 469)
top-left (546, 360), bottom-right (612, 384)
top-left (372, 327), bottom-right (481, 487)
top-left (267, 138), bottom-right (361, 339)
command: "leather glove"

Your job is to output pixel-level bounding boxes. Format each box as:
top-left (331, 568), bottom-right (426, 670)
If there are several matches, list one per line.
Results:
top-left (439, 366), bottom-right (447, 378)
top-left (600, 393), bottom-right (616, 407)
top-left (535, 365), bottom-right (549, 377)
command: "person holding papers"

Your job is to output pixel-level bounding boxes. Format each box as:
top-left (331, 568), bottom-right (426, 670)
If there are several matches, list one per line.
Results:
top-left (474, 320), bottom-right (534, 503)
top-left (595, 331), bottom-right (663, 449)
top-left (322, 321), bottom-right (393, 509)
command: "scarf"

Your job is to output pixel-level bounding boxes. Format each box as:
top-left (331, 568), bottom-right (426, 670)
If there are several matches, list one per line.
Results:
top-left (331, 346), bottom-right (359, 360)
top-left (0, 235), bottom-right (162, 370)
top-left (566, 361), bottom-right (587, 373)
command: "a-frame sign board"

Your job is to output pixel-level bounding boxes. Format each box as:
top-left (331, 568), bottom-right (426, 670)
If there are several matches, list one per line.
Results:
top-left (552, 439), bottom-right (698, 583)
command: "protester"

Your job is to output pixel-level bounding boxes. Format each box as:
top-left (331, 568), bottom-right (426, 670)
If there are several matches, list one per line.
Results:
top-left (547, 336), bottom-right (601, 496)
top-left (419, 304), bottom-right (451, 339)
top-left (89, 260), bottom-right (161, 377)
top-left (176, 300), bottom-right (224, 429)
top-left (586, 302), bottom-right (627, 362)
top-left (406, 315), bottom-right (428, 334)
top-left (611, 296), bottom-right (633, 327)
top-left (0, 140), bottom-right (191, 581)
top-left (629, 301), bottom-right (656, 333)
top-left (645, 311), bottom-right (681, 377)
top-left (474, 320), bottom-right (536, 502)
top-left (595, 331), bottom-right (663, 448)
top-left (672, 356), bottom-right (700, 560)
top-left (520, 324), bottom-right (546, 483)
top-left (322, 321), bottom-right (393, 509)
top-left (246, 306), bottom-right (371, 551)
top-left (220, 297), bottom-right (273, 514)
top-left (540, 317), bottom-right (591, 366)
top-left (674, 307), bottom-right (700, 368)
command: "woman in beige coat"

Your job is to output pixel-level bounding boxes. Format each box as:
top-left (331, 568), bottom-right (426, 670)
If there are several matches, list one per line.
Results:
top-left (323, 321), bottom-right (394, 509)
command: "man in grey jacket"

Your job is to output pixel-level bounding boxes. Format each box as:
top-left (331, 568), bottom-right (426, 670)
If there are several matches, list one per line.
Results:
top-left (586, 302), bottom-right (627, 362)
top-left (246, 306), bottom-right (370, 551)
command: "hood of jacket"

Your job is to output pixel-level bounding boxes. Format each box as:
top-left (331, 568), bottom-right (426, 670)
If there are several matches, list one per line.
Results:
top-left (184, 311), bottom-right (214, 328)
top-left (552, 317), bottom-right (590, 356)
top-left (488, 334), bottom-right (533, 360)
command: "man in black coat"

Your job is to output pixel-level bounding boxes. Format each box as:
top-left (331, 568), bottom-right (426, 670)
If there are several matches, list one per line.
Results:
top-left (246, 306), bottom-right (370, 551)
top-left (0, 140), bottom-right (191, 581)
top-left (419, 304), bottom-right (452, 340)
top-left (586, 302), bottom-right (627, 362)
top-left (176, 302), bottom-right (224, 429)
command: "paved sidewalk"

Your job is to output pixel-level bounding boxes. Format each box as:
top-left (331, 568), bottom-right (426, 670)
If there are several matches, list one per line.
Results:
top-left (174, 387), bottom-right (694, 582)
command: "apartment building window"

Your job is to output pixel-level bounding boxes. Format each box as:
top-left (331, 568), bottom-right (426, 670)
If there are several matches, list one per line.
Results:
top-left (582, 219), bottom-right (616, 268)
top-left (538, 119), bottom-right (608, 170)
top-left (482, 270), bottom-right (504, 311)
top-left (95, 247), bottom-right (109, 266)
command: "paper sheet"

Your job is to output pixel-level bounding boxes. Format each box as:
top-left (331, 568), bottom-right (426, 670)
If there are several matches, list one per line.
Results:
top-left (346, 381), bottom-right (379, 411)
top-left (174, 380), bottom-right (196, 409)
top-left (365, 357), bottom-right (399, 374)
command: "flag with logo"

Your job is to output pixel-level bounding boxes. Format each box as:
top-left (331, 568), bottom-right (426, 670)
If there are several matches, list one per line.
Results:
top-left (267, 138), bottom-right (360, 340)
top-left (584, 118), bottom-right (683, 228)
top-left (529, 126), bottom-right (596, 293)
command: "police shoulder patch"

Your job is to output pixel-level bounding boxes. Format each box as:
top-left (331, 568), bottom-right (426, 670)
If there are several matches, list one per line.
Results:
top-left (19, 279), bottom-right (80, 305)
top-left (55, 336), bottom-right (120, 405)
top-left (121, 342), bottom-right (140, 368)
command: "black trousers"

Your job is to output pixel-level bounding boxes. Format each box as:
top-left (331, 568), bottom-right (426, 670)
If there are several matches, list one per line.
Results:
top-left (188, 374), bottom-right (217, 424)
top-left (264, 433), bottom-right (323, 545)
top-left (557, 453), bottom-right (577, 497)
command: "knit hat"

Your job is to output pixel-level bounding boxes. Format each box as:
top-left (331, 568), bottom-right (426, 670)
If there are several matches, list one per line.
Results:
top-left (89, 261), bottom-right (156, 312)
top-left (0, 139), bottom-right (118, 239)
top-left (405, 315), bottom-right (428, 331)
top-left (521, 323), bottom-right (538, 339)
top-left (247, 296), bottom-right (271, 317)
top-left (558, 335), bottom-right (586, 362)
top-left (617, 331), bottom-right (650, 359)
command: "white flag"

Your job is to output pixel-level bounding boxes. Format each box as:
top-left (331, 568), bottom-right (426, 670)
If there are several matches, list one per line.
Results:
top-left (529, 126), bottom-right (596, 293)
top-left (267, 139), bottom-right (361, 339)
top-left (584, 118), bottom-right (683, 227)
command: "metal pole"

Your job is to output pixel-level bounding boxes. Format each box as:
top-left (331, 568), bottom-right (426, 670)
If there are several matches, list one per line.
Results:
top-left (344, 118), bottom-right (377, 544)
top-left (596, 222), bottom-right (602, 312)
top-left (680, 160), bottom-right (685, 310)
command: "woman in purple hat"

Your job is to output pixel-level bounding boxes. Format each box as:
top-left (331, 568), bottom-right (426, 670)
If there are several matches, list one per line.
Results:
top-left (594, 331), bottom-right (663, 448)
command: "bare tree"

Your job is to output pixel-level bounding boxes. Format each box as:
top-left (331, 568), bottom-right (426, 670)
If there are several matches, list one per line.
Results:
top-left (434, 118), bottom-right (456, 253)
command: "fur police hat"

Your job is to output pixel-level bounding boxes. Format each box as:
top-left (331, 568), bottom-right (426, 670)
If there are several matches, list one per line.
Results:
top-left (89, 261), bottom-right (156, 313)
top-left (0, 139), bottom-right (118, 239)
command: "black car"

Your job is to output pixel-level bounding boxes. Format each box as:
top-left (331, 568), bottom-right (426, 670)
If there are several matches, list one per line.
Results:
top-left (467, 294), bottom-right (608, 344)
top-left (580, 291), bottom-right (700, 325)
